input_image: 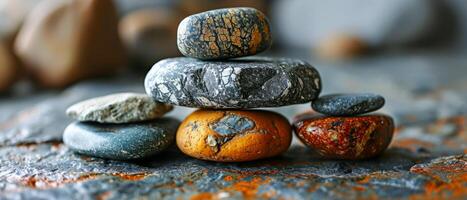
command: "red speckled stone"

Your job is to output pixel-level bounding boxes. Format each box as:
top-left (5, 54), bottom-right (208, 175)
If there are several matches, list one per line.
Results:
top-left (293, 114), bottom-right (394, 160)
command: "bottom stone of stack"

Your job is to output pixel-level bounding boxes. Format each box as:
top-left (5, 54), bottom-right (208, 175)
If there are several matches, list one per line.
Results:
top-left (293, 113), bottom-right (394, 160)
top-left (63, 118), bottom-right (180, 160)
top-left (177, 109), bottom-right (292, 162)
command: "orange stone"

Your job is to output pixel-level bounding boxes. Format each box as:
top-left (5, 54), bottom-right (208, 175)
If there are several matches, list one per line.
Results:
top-left (177, 109), bottom-right (292, 162)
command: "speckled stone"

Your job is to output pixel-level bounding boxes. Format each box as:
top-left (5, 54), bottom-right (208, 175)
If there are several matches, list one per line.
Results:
top-left (63, 118), bottom-right (180, 160)
top-left (66, 93), bottom-right (173, 123)
top-left (312, 93), bottom-right (385, 116)
top-left (293, 113), bottom-right (394, 159)
top-left (177, 109), bottom-right (292, 162)
top-left (177, 7), bottom-right (272, 60)
top-left (145, 57), bottom-right (321, 108)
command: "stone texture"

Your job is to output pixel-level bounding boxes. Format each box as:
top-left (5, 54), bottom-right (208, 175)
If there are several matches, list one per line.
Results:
top-left (294, 113), bottom-right (394, 159)
top-left (119, 8), bottom-right (181, 68)
top-left (177, 7), bottom-right (272, 60)
top-left (177, 109), bottom-right (292, 162)
top-left (66, 93), bottom-right (172, 124)
top-left (63, 118), bottom-right (179, 160)
top-left (145, 57), bottom-right (322, 108)
top-left (312, 93), bottom-right (385, 116)
top-left (14, 0), bottom-right (127, 88)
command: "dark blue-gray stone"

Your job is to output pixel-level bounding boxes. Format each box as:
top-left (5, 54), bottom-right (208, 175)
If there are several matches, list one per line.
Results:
top-left (144, 57), bottom-right (322, 108)
top-left (312, 93), bottom-right (385, 116)
top-left (62, 118), bottom-right (180, 160)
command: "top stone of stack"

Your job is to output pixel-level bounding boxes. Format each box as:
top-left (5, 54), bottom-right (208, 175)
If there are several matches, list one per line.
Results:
top-left (177, 7), bottom-right (272, 60)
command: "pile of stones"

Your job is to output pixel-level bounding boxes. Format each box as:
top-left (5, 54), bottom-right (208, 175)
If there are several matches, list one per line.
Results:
top-left (62, 7), bottom-right (395, 162)
top-left (144, 7), bottom-right (322, 162)
top-left (63, 93), bottom-right (178, 160)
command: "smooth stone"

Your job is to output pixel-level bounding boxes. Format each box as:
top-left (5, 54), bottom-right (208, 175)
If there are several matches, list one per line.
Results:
top-left (66, 93), bottom-right (173, 123)
top-left (293, 113), bottom-right (394, 160)
top-left (312, 93), bottom-right (385, 116)
top-left (315, 34), bottom-right (368, 60)
top-left (145, 57), bottom-right (322, 108)
top-left (119, 8), bottom-right (182, 68)
top-left (63, 118), bottom-right (180, 160)
top-left (177, 7), bottom-right (272, 60)
top-left (177, 109), bottom-right (292, 162)
top-left (14, 0), bottom-right (127, 88)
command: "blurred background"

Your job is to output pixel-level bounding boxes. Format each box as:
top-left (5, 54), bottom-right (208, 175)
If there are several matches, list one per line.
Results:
top-left (0, 0), bottom-right (466, 133)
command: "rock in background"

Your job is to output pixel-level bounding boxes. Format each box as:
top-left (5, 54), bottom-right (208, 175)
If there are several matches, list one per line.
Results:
top-left (14, 0), bottom-right (127, 88)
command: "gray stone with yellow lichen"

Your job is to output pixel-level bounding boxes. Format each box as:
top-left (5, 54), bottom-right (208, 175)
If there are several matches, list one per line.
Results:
top-left (144, 57), bottom-right (322, 108)
top-left (66, 93), bottom-right (172, 123)
top-left (177, 7), bottom-right (272, 60)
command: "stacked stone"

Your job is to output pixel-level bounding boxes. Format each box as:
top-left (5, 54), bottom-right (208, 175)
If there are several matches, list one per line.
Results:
top-left (62, 93), bottom-right (179, 160)
top-left (293, 93), bottom-right (394, 159)
top-left (144, 8), bottom-right (322, 162)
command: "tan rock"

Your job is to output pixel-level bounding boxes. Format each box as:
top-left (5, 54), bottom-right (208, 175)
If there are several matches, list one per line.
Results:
top-left (119, 8), bottom-right (181, 67)
top-left (14, 0), bottom-right (127, 88)
top-left (315, 34), bottom-right (368, 61)
top-left (0, 41), bottom-right (18, 92)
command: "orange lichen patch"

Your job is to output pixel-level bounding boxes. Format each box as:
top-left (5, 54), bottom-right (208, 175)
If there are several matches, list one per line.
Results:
top-left (15, 141), bottom-right (63, 149)
top-left (224, 175), bottom-right (234, 181)
top-left (190, 192), bottom-right (216, 200)
top-left (409, 177), bottom-right (467, 200)
top-left (112, 172), bottom-right (148, 181)
top-left (222, 177), bottom-right (271, 199)
top-left (248, 24), bottom-right (261, 54)
top-left (391, 138), bottom-right (435, 152)
top-left (19, 173), bottom-right (100, 189)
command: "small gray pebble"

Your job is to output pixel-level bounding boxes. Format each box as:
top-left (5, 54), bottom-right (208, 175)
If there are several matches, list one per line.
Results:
top-left (62, 118), bottom-right (180, 160)
top-left (312, 93), bottom-right (385, 116)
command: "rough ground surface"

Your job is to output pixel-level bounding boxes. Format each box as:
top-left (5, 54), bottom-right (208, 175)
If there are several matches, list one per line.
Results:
top-left (1, 53), bottom-right (467, 199)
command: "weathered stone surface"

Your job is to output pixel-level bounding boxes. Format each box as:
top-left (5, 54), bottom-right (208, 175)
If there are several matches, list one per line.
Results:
top-left (119, 8), bottom-right (181, 68)
top-left (145, 57), bottom-right (322, 108)
top-left (294, 113), bottom-right (394, 159)
top-left (63, 118), bottom-right (179, 160)
top-left (177, 109), bottom-right (292, 162)
top-left (312, 93), bottom-right (385, 116)
top-left (66, 93), bottom-right (172, 123)
top-left (177, 7), bottom-right (272, 60)
top-left (14, 0), bottom-right (127, 88)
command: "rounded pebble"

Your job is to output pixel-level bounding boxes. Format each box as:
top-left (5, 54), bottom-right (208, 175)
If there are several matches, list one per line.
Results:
top-left (177, 109), bottom-right (292, 162)
top-left (312, 93), bottom-right (385, 116)
top-left (293, 113), bottom-right (394, 159)
top-left (63, 118), bottom-right (180, 160)
top-left (145, 57), bottom-right (321, 108)
top-left (177, 7), bottom-right (272, 60)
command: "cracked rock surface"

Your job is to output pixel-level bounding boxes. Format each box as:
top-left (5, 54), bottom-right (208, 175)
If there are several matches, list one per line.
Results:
top-left (177, 7), bottom-right (272, 60)
top-left (144, 57), bottom-right (322, 108)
